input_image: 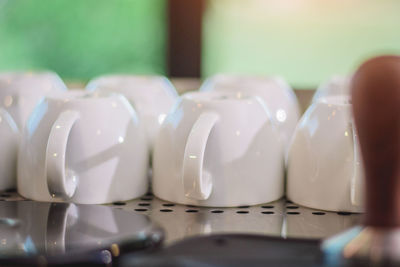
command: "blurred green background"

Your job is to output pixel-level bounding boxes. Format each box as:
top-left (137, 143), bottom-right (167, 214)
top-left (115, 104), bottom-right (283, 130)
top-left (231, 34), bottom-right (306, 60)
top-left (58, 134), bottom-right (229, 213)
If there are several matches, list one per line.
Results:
top-left (0, 0), bottom-right (399, 88)
top-left (203, 0), bottom-right (400, 88)
top-left (0, 0), bottom-right (166, 82)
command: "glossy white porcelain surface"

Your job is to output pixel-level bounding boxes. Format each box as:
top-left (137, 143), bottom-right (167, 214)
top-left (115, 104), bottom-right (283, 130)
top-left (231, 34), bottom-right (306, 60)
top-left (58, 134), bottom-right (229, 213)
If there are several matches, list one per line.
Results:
top-left (287, 96), bottom-right (364, 212)
top-left (312, 75), bottom-right (352, 102)
top-left (18, 90), bottom-right (148, 204)
top-left (200, 74), bottom-right (300, 153)
top-left (0, 109), bottom-right (19, 190)
top-left (0, 71), bottom-right (67, 130)
top-left (86, 75), bottom-right (178, 151)
top-left (153, 91), bottom-right (284, 207)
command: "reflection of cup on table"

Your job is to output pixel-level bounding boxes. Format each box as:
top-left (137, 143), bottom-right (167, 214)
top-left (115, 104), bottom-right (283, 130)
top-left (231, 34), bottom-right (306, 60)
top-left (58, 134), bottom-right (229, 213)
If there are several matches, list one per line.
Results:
top-left (285, 207), bottom-right (360, 239)
top-left (0, 201), bottom-right (163, 262)
top-left (148, 199), bottom-right (285, 244)
top-left (0, 109), bottom-right (19, 190)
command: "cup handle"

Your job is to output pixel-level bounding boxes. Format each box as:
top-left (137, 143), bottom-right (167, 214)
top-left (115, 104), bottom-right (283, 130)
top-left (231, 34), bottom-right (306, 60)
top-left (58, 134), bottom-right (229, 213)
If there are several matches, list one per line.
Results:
top-left (46, 111), bottom-right (80, 199)
top-left (183, 112), bottom-right (219, 200)
top-left (350, 120), bottom-right (362, 206)
top-left (45, 203), bottom-right (74, 254)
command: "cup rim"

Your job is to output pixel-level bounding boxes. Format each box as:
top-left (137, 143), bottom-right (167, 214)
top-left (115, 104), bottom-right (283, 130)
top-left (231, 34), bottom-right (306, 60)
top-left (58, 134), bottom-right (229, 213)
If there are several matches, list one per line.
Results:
top-left (201, 74), bottom-right (290, 91)
top-left (316, 95), bottom-right (352, 106)
top-left (87, 74), bottom-right (170, 89)
top-left (0, 70), bottom-right (59, 80)
top-left (85, 75), bottom-right (177, 98)
top-left (90, 73), bottom-right (167, 81)
top-left (45, 89), bottom-right (123, 102)
top-left (182, 91), bottom-right (258, 103)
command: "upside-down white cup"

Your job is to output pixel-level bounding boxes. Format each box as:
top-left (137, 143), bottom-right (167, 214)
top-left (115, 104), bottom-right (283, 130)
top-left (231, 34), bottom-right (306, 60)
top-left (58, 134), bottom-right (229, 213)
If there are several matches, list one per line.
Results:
top-left (86, 75), bottom-right (178, 151)
top-left (0, 71), bottom-right (67, 130)
top-left (0, 109), bottom-right (19, 190)
top-left (153, 91), bottom-right (284, 207)
top-left (312, 75), bottom-right (352, 103)
top-left (287, 96), bottom-right (364, 212)
top-left (200, 74), bottom-right (300, 153)
top-left (18, 90), bottom-right (148, 204)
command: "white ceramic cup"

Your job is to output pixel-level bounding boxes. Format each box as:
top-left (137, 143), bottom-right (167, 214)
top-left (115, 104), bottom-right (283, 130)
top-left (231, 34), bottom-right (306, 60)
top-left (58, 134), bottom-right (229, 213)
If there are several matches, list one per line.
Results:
top-left (0, 71), bottom-right (67, 130)
top-left (0, 109), bottom-right (19, 190)
top-left (200, 74), bottom-right (300, 153)
top-left (312, 75), bottom-right (352, 103)
top-left (287, 96), bottom-right (364, 212)
top-left (86, 75), bottom-right (178, 151)
top-left (17, 90), bottom-right (148, 204)
top-left (153, 91), bottom-right (284, 207)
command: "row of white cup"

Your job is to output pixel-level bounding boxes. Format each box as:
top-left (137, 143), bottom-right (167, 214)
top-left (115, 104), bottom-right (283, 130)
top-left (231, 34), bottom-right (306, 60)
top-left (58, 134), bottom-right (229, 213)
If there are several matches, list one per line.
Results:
top-left (0, 71), bottom-right (360, 212)
top-left (0, 72), bottom-right (179, 204)
top-left (288, 75), bottom-right (364, 213)
top-left (153, 74), bottom-right (363, 212)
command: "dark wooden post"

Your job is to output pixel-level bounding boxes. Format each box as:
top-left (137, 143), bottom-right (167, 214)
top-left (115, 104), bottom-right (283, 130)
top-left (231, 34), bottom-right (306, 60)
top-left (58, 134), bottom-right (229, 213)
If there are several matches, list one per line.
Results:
top-left (352, 55), bottom-right (400, 227)
top-left (167, 0), bottom-right (204, 78)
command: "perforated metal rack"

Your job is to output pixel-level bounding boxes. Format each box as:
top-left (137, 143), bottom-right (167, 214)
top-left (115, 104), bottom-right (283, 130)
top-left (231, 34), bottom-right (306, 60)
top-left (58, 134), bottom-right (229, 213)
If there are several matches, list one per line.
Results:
top-left (1, 190), bottom-right (361, 245)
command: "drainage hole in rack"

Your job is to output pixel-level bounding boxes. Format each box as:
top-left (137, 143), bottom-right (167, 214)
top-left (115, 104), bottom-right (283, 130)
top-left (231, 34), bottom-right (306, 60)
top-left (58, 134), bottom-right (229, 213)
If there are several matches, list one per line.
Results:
top-left (211, 210), bottom-right (224, 214)
top-left (261, 211), bottom-right (274, 215)
top-left (186, 205), bottom-right (197, 208)
top-left (236, 211), bottom-right (249, 214)
top-left (5, 189), bottom-right (16, 193)
top-left (238, 205), bottom-right (250, 208)
top-left (138, 203), bottom-right (150, 207)
top-left (287, 212), bottom-right (300, 215)
top-left (186, 209), bottom-right (199, 213)
top-left (134, 208), bottom-right (148, 212)
top-left (261, 205), bottom-right (274, 209)
top-left (113, 201), bottom-right (126, 206)
top-left (0, 194), bottom-right (11, 198)
top-left (286, 200), bottom-right (293, 204)
top-left (162, 203), bottom-right (175, 207)
top-left (215, 238), bottom-right (227, 246)
top-left (286, 206), bottom-right (299, 209)
top-left (160, 209), bottom-right (173, 212)
top-left (312, 212), bottom-right (326, 215)
top-left (337, 212), bottom-right (352, 216)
